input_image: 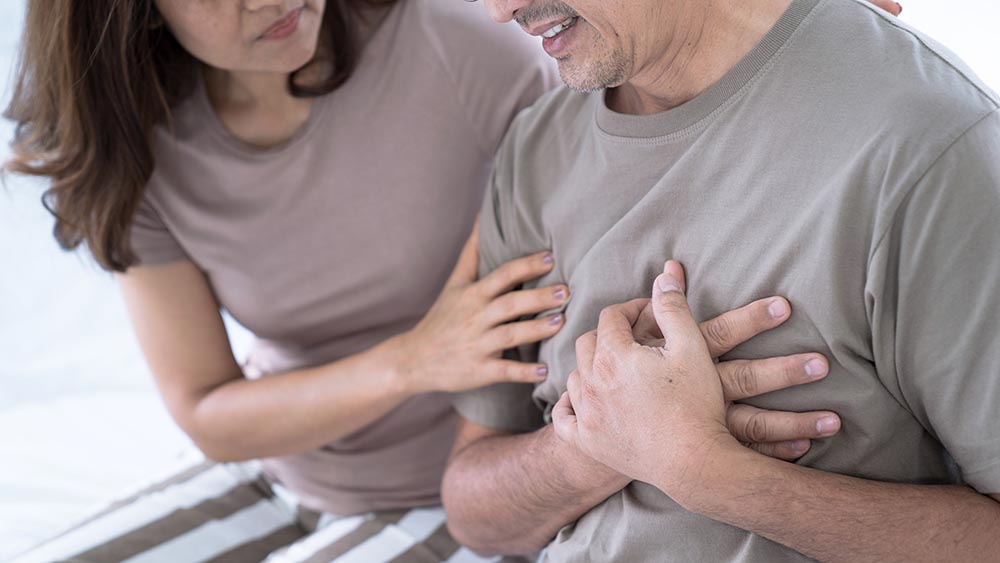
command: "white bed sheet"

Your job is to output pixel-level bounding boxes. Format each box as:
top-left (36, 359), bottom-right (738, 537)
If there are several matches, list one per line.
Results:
top-left (0, 4), bottom-right (250, 559)
top-left (1, 0), bottom-right (997, 561)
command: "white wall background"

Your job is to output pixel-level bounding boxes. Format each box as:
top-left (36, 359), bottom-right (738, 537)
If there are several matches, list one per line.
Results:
top-left (1, 1), bottom-right (999, 560)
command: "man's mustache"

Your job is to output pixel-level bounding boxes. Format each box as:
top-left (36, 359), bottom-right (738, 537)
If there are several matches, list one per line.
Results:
top-left (514, 1), bottom-right (580, 29)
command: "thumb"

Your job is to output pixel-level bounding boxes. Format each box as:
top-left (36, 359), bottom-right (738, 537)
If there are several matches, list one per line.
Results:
top-left (652, 261), bottom-right (702, 350)
top-left (446, 219), bottom-right (481, 287)
top-left (551, 392), bottom-right (579, 445)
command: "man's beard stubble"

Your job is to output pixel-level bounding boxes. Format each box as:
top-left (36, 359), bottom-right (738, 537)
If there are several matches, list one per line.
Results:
top-left (514, 0), bottom-right (629, 92)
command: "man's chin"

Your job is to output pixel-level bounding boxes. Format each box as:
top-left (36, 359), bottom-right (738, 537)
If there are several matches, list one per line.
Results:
top-left (557, 62), bottom-right (600, 92)
top-left (556, 53), bottom-right (630, 93)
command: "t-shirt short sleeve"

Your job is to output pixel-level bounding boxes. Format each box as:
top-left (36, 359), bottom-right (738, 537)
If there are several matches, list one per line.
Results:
top-left (868, 109), bottom-right (1000, 494)
top-left (129, 195), bottom-right (191, 267)
top-left (451, 142), bottom-right (546, 433)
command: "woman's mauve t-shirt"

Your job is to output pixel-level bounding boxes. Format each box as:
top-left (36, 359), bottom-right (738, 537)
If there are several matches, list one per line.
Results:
top-left (128, 0), bottom-right (558, 515)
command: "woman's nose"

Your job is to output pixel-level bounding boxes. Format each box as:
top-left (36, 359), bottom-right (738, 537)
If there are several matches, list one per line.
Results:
top-left (243, 0), bottom-right (295, 13)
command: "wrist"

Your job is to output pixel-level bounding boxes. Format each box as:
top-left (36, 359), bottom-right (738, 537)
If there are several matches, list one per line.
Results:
top-left (543, 425), bottom-right (630, 493)
top-left (371, 334), bottom-right (424, 397)
top-left (661, 435), bottom-right (756, 514)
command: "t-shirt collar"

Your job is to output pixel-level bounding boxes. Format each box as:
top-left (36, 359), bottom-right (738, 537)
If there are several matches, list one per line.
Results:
top-left (595, 0), bottom-right (821, 139)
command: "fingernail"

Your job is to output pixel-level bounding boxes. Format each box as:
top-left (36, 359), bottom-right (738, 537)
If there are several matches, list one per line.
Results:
top-left (537, 366), bottom-right (549, 378)
top-left (767, 299), bottom-right (788, 319)
top-left (542, 253), bottom-right (554, 265)
top-left (656, 273), bottom-right (682, 294)
top-left (791, 439), bottom-right (810, 453)
top-left (804, 358), bottom-right (828, 380)
top-left (555, 288), bottom-right (567, 301)
top-left (816, 416), bottom-right (840, 435)
top-left (549, 314), bottom-right (563, 325)
top-left (895, 2), bottom-right (902, 14)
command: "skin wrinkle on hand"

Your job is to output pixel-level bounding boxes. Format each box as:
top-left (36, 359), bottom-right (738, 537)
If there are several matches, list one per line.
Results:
top-left (447, 268), bottom-right (844, 554)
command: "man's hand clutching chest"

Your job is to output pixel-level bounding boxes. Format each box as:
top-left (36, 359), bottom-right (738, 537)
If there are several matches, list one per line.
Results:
top-left (552, 260), bottom-right (758, 506)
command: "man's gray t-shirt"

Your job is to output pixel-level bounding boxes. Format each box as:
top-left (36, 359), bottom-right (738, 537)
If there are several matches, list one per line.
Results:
top-left (453, 0), bottom-right (1000, 560)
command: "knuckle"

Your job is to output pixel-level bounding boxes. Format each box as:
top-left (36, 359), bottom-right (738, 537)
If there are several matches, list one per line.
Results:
top-left (592, 350), bottom-right (616, 376)
top-left (488, 363), bottom-right (508, 382)
top-left (566, 370), bottom-right (580, 391)
top-left (730, 362), bottom-right (759, 397)
top-left (785, 357), bottom-right (807, 384)
top-left (533, 289), bottom-right (553, 308)
top-left (575, 331), bottom-right (596, 354)
top-left (498, 269), bottom-right (518, 288)
top-left (515, 256), bottom-right (539, 277)
top-left (704, 317), bottom-right (737, 350)
top-left (579, 411), bottom-right (600, 433)
top-left (802, 417), bottom-right (822, 437)
top-left (657, 293), bottom-right (691, 313)
top-left (501, 363), bottom-right (520, 381)
top-left (517, 366), bottom-right (538, 383)
top-left (772, 443), bottom-right (799, 461)
top-left (515, 291), bottom-right (547, 317)
top-left (526, 319), bottom-right (551, 340)
top-left (598, 304), bottom-right (622, 322)
top-left (464, 282), bottom-right (487, 303)
top-left (497, 328), bottom-right (518, 350)
top-left (744, 414), bottom-right (770, 443)
top-left (508, 366), bottom-right (536, 384)
top-left (489, 296), bottom-right (514, 319)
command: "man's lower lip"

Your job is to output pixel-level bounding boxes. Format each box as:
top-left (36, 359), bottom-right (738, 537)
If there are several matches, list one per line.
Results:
top-left (261, 7), bottom-right (303, 40)
top-left (541, 21), bottom-right (579, 57)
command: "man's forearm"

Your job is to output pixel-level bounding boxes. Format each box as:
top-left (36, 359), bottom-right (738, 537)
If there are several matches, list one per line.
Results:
top-left (678, 446), bottom-right (1000, 563)
top-left (442, 424), bottom-right (628, 556)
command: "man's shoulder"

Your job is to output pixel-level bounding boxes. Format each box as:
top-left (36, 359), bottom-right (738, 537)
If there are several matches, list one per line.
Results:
top-left (771, 0), bottom-right (1000, 186)
top-left (813, 0), bottom-right (998, 118)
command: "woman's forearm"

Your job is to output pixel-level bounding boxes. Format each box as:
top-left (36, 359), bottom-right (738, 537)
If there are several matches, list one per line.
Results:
top-left (119, 248), bottom-right (564, 462)
top-left (182, 341), bottom-right (414, 461)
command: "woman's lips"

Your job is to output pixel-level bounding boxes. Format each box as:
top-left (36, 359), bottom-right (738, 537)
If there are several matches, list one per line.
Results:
top-left (260, 7), bottom-right (304, 41)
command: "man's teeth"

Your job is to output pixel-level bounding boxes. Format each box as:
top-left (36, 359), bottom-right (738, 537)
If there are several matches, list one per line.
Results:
top-left (542, 17), bottom-right (576, 39)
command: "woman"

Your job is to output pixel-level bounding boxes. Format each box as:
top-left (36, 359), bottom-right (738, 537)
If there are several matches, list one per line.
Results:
top-left (4, 0), bottom-right (870, 561)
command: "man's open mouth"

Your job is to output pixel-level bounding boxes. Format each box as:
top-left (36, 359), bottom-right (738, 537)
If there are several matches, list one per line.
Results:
top-left (542, 16), bottom-right (579, 39)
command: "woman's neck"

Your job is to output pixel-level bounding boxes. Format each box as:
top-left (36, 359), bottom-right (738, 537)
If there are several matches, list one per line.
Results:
top-left (204, 68), bottom-right (296, 109)
top-left (198, 2), bottom-right (397, 148)
top-left (202, 66), bottom-right (315, 148)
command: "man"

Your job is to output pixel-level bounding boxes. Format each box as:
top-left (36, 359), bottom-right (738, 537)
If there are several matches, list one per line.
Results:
top-left (443, 0), bottom-right (1000, 561)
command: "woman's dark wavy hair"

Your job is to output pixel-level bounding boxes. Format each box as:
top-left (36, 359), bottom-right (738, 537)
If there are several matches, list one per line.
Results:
top-left (3, 0), bottom-right (394, 271)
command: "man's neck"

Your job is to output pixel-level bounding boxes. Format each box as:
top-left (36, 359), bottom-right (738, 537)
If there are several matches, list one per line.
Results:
top-left (608, 0), bottom-right (794, 116)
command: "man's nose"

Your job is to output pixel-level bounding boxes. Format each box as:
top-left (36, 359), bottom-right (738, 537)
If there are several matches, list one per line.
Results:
top-left (482, 0), bottom-right (535, 24)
